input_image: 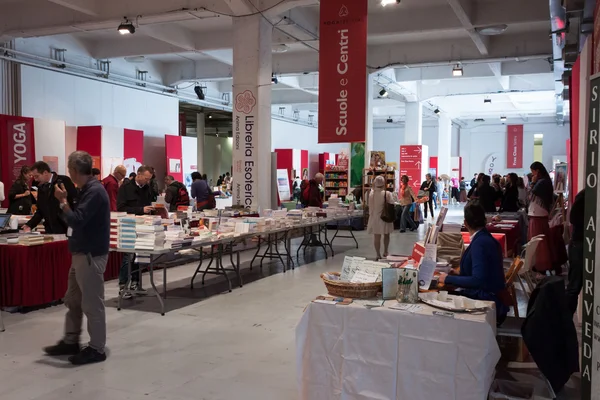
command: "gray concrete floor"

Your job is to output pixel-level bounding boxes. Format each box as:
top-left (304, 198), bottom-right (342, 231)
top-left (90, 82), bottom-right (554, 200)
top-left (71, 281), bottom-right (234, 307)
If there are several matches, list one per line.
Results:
top-left (0, 205), bottom-right (580, 399)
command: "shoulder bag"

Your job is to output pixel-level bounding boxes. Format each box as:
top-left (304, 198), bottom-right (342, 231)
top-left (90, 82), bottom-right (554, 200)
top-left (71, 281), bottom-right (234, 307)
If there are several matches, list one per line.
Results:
top-left (380, 191), bottom-right (396, 223)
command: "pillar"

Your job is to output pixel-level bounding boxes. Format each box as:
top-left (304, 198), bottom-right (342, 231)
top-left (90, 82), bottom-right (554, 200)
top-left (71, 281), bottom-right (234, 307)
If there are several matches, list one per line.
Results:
top-left (196, 112), bottom-right (205, 175)
top-left (404, 102), bottom-right (423, 144)
top-left (437, 113), bottom-right (452, 177)
top-left (364, 73), bottom-right (374, 169)
top-left (232, 14), bottom-right (272, 211)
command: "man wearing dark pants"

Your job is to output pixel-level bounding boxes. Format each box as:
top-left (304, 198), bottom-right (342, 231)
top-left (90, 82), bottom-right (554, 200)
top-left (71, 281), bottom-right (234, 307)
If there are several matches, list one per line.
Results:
top-left (566, 189), bottom-right (585, 315)
top-left (44, 151), bottom-right (110, 365)
top-left (117, 165), bottom-right (154, 299)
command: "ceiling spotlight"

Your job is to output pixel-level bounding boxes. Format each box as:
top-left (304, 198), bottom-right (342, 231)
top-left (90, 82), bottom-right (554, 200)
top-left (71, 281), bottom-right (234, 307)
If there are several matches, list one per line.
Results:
top-left (381, 0), bottom-right (401, 5)
top-left (379, 88), bottom-right (389, 98)
top-left (208, 114), bottom-right (213, 119)
top-left (452, 64), bottom-right (463, 77)
top-left (386, 117), bottom-right (393, 123)
top-left (271, 74), bottom-right (278, 84)
top-left (500, 116), bottom-right (507, 122)
top-left (434, 108), bottom-right (440, 114)
top-left (484, 98), bottom-right (492, 105)
top-left (117, 18), bottom-right (135, 35)
top-left (194, 85), bottom-right (205, 100)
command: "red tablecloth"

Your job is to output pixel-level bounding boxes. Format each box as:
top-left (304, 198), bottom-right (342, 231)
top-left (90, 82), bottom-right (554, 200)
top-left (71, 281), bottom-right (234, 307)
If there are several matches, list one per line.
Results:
top-left (486, 221), bottom-right (520, 257)
top-left (0, 241), bottom-right (122, 308)
top-left (461, 232), bottom-right (508, 257)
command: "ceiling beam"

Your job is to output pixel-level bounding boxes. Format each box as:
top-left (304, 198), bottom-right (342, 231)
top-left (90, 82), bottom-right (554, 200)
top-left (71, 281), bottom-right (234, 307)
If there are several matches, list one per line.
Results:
top-left (223, 0), bottom-right (255, 15)
top-left (47, 0), bottom-right (100, 16)
top-left (446, 0), bottom-right (489, 55)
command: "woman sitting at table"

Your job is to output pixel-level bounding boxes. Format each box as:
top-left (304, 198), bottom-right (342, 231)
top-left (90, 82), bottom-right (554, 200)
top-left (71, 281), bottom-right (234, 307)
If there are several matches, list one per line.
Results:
top-left (439, 201), bottom-right (509, 323)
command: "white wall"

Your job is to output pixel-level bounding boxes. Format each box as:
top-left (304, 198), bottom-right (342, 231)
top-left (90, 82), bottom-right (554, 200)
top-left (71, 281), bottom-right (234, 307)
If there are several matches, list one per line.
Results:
top-left (20, 65), bottom-right (178, 185)
top-left (459, 122), bottom-right (570, 177)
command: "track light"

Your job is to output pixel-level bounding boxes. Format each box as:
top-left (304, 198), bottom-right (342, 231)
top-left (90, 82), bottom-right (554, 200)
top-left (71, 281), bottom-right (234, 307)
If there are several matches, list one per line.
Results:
top-left (381, 0), bottom-right (401, 5)
top-left (434, 108), bottom-right (440, 114)
top-left (271, 74), bottom-right (278, 84)
top-left (117, 18), bottom-right (135, 35)
top-left (194, 85), bottom-right (205, 100)
top-left (208, 114), bottom-right (213, 119)
top-left (379, 88), bottom-right (388, 97)
top-left (484, 98), bottom-right (492, 104)
top-left (500, 116), bottom-right (507, 122)
top-left (452, 64), bottom-right (463, 77)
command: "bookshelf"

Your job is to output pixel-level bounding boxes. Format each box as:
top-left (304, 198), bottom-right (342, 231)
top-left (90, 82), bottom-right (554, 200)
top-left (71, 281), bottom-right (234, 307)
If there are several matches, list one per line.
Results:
top-left (324, 165), bottom-right (349, 200)
top-left (362, 168), bottom-right (397, 206)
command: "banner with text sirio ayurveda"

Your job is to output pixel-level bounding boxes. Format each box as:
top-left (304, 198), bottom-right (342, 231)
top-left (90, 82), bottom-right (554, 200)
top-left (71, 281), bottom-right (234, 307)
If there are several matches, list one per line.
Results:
top-left (318, 0), bottom-right (368, 143)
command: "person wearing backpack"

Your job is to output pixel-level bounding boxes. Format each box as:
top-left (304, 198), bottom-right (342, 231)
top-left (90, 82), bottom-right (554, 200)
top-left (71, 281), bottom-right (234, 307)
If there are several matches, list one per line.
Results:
top-left (164, 175), bottom-right (190, 211)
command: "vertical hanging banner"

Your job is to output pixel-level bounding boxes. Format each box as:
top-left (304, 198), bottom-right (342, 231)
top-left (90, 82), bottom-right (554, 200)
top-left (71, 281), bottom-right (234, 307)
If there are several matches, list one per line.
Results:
top-left (318, 0), bottom-right (368, 143)
top-left (506, 125), bottom-right (523, 169)
top-left (582, 75), bottom-right (600, 399)
top-left (232, 87), bottom-right (258, 209)
top-left (0, 116), bottom-right (36, 206)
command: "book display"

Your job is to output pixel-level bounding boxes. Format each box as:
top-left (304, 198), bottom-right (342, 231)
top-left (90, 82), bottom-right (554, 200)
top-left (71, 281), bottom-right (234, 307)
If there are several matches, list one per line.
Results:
top-left (361, 167), bottom-right (396, 205)
top-left (324, 165), bottom-right (349, 200)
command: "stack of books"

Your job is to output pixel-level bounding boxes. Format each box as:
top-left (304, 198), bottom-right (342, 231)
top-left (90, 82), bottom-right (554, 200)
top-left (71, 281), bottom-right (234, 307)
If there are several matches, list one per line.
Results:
top-left (19, 234), bottom-right (45, 246)
top-left (118, 216), bottom-right (137, 250)
top-left (134, 216), bottom-right (165, 251)
top-left (110, 212), bottom-right (127, 249)
top-left (164, 226), bottom-right (185, 249)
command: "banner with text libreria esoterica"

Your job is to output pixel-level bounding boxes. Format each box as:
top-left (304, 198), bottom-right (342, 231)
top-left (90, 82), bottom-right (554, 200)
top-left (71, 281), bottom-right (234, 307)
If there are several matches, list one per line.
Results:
top-left (318, 0), bottom-right (367, 144)
top-left (232, 86), bottom-right (258, 210)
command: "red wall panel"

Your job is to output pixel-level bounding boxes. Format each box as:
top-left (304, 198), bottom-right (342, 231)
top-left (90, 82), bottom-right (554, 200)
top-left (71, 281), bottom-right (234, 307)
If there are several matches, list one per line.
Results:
top-left (76, 126), bottom-right (102, 157)
top-left (124, 129), bottom-right (144, 164)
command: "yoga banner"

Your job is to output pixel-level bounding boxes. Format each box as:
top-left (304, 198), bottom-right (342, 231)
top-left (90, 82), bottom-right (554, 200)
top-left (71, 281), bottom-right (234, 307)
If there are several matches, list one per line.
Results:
top-left (0, 116), bottom-right (35, 206)
top-left (318, 0), bottom-right (368, 143)
top-left (506, 125), bottom-right (523, 169)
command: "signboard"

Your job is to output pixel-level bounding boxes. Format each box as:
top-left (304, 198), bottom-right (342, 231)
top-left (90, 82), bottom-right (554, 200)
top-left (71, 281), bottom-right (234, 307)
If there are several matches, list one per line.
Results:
top-left (318, 0), bottom-right (368, 143)
top-left (506, 125), bottom-right (523, 169)
top-left (276, 169), bottom-right (291, 202)
top-left (0, 116), bottom-right (35, 207)
top-left (232, 87), bottom-right (258, 209)
top-left (483, 153), bottom-right (500, 176)
top-left (582, 74), bottom-right (600, 399)
top-left (400, 145), bottom-right (426, 193)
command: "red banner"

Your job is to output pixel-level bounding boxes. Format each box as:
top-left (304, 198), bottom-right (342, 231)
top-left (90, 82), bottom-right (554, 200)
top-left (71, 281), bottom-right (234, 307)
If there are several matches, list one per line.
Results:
top-left (318, 0), bottom-right (368, 143)
top-left (400, 145), bottom-right (425, 193)
top-left (0, 115), bottom-right (36, 206)
top-left (506, 125), bottom-right (523, 169)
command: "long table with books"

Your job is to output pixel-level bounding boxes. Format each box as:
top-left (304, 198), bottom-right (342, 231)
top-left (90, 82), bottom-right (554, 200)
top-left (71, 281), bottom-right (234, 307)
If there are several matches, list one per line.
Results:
top-left (112, 213), bottom-right (363, 315)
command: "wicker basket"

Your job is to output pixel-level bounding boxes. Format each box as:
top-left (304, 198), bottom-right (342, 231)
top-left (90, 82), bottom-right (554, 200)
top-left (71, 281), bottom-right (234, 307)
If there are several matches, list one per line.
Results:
top-left (320, 272), bottom-right (382, 299)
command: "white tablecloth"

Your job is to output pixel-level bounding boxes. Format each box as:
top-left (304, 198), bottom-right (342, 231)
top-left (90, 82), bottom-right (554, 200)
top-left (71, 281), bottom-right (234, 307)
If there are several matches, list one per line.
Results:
top-left (296, 301), bottom-right (500, 400)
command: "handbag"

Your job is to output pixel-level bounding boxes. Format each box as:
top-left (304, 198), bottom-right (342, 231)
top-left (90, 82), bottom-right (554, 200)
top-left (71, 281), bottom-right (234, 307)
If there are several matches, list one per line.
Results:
top-left (413, 204), bottom-right (424, 223)
top-left (380, 191), bottom-right (396, 223)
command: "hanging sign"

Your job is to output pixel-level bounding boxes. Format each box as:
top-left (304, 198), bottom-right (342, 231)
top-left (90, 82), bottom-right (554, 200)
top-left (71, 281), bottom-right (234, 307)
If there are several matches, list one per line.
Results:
top-left (0, 115), bottom-right (35, 206)
top-left (483, 153), bottom-right (500, 176)
top-left (582, 74), bottom-right (600, 399)
top-left (232, 87), bottom-right (258, 209)
top-left (318, 0), bottom-right (368, 143)
top-left (506, 125), bottom-right (523, 169)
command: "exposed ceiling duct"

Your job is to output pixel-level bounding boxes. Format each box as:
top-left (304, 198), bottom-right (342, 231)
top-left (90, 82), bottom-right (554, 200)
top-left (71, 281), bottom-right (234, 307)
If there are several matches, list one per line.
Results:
top-left (549, 0), bottom-right (567, 125)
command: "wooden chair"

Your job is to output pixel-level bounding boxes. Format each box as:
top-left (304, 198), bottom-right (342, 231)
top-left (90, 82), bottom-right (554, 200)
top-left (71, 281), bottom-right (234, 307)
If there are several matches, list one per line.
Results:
top-left (504, 256), bottom-right (524, 318)
top-left (517, 235), bottom-right (545, 299)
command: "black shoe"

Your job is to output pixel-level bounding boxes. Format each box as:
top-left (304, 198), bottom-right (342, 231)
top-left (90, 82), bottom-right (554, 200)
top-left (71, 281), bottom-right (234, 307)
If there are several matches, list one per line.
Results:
top-left (69, 346), bottom-right (107, 365)
top-left (44, 340), bottom-right (80, 356)
top-left (400, 230), bottom-right (406, 233)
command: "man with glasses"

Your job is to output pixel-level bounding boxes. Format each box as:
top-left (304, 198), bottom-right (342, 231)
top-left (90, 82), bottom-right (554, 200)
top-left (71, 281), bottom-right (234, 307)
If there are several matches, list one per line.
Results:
top-left (22, 161), bottom-right (77, 234)
top-left (116, 165), bottom-right (155, 298)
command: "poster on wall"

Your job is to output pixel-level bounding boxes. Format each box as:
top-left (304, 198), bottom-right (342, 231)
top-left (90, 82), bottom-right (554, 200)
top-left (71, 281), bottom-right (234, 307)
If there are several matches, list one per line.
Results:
top-left (301, 168), bottom-right (309, 181)
top-left (169, 158), bottom-right (181, 174)
top-left (369, 151), bottom-right (386, 169)
top-left (553, 163), bottom-right (567, 193)
top-left (506, 125), bottom-right (523, 169)
top-left (318, 0), bottom-right (368, 143)
top-left (0, 116), bottom-right (35, 198)
top-left (483, 153), bottom-right (500, 176)
top-left (276, 169), bottom-right (291, 201)
top-left (232, 86), bottom-right (258, 209)
top-left (350, 143), bottom-right (365, 188)
top-left (43, 156), bottom-right (59, 173)
top-left (582, 74), bottom-right (600, 399)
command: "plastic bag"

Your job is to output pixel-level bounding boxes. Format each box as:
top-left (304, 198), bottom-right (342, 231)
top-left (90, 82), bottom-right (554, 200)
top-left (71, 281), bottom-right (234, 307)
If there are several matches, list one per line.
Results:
top-left (488, 379), bottom-right (553, 400)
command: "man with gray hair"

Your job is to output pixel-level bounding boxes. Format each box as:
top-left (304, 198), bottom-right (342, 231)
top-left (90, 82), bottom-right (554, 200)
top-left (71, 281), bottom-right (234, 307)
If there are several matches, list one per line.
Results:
top-left (44, 150), bottom-right (110, 365)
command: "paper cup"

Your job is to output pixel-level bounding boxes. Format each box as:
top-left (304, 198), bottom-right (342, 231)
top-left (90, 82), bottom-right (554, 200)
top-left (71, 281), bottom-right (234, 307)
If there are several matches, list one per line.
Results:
top-left (453, 297), bottom-right (465, 308)
top-left (463, 298), bottom-right (477, 309)
top-left (437, 291), bottom-right (448, 301)
top-left (421, 292), bottom-right (436, 301)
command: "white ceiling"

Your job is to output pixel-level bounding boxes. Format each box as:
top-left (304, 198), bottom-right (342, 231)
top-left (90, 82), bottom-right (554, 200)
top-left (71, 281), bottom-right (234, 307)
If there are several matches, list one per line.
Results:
top-left (0, 0), bottom-right (561, 127)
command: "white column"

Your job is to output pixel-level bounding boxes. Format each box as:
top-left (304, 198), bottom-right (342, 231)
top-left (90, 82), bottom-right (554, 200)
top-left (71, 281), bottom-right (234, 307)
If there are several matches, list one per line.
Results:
top-left (196, 112), bottom-right (205, 174)
top-left (364, 73), bottom-right (374, 169)
top-left (232, 14), bottom-right (272, 210)
top-left (404, 102), bottom-right (423, 144)
top-left (437, 113), bottom-right (452, 176)
top-left (0, 40), bottom-right (20, 116)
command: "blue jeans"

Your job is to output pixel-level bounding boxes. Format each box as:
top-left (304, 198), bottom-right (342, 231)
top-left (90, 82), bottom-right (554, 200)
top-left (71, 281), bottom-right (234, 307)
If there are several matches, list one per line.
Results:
top-left (118, 254), bottom-right (140, 285)
top-left (400, 205), bottom-right (417, 231)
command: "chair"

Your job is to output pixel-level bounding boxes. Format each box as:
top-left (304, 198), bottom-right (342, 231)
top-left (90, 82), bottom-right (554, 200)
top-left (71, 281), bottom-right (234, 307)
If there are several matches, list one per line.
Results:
top-left (516, 235), bottom-right (544, 299)
top-left (504, 256), bottom-right (524, 318)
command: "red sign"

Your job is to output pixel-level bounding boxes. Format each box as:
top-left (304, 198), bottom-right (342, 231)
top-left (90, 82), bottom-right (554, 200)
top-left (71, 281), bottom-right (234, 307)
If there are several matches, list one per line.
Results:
top-left (506, 125), bottom-right (523, 169)
top-left (400, 145), bottom-right (424, 194)
top-left (400, 168), bottom-right (422, 193)
top-left (0, 116), bottom-right (35, 206)
top-left (318, 0), bottom-right (368, 143)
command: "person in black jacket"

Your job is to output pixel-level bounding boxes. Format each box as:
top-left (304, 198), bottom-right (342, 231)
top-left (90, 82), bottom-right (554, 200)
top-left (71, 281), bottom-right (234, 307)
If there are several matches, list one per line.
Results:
top-left (117, 165), bottom-right (154, 298)
top-left (419, 174), bottom-right (436, 220)
top-left (500, 173), bottom-right (520, 212)
top-left (164, 175), bottom-right (188, 212)
top-left (22, 161), bottom-right (77, 233)
top-left (566, 189), bottom-right (584, 315)
top-left (8, 165), bottom-right (33, 215)
top-left (476, 175), bottom-right (499, 213)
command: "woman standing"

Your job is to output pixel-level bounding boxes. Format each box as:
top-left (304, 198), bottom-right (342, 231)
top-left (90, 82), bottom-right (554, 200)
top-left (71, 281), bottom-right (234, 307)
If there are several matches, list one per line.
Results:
top-left (459, 177), bottom-right (468, 202)
top-left (528, 161), bottom-right (556, 273)
top-left (367, 176), bottom-right (395, 259)
top-left (517, 177), bottom-right (527, 208)
top-left (398, 175), bottom-right (417, 233)
top-left (500, 173), bottom-right (520, 212)
top-left (8, 166), bottom-right (33, 215)
top-left (420, 173), bottom-right (436, 220)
